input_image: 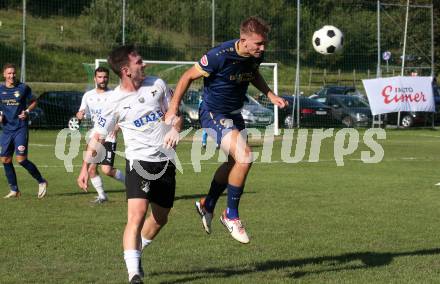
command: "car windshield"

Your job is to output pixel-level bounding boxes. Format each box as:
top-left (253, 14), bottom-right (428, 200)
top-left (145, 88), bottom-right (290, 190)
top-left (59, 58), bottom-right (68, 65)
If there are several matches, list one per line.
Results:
top-left (245, 95), bottom-right (261, 106)
top-left (183, 90), bottom-right (201, 105)
top-left (330, 88), bottom-right (350, 94)
top-left (300, 97), bottom-right (326, 107)
top-left (336, 96), bottom-right (369, 108)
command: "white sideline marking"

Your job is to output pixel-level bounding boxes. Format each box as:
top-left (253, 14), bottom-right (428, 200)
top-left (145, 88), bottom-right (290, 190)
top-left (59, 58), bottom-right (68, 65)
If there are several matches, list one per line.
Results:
top-left (29, 143), bottom-right (53, 147)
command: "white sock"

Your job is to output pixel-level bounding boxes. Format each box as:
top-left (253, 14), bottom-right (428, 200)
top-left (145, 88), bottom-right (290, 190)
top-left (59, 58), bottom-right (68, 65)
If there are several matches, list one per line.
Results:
top-left (141, 237), bottom-right (152, 251)
top-left (90, 176), bottom-right (106, 199)
top-left (114, 169), bottom-right (125, 184)
top-left (124, 250), bottom-right (141, 280)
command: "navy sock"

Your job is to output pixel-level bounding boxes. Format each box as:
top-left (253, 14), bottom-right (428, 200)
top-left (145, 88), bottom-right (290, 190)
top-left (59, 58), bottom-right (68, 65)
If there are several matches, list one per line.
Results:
top-left (19, 159), bottom-right (45, 183)
top-left (204, 179), bottom-right (227, 213)
top-left (226, 184), bottom-right (243, 219)
top-left (3, 163), bottom-right (18, 192)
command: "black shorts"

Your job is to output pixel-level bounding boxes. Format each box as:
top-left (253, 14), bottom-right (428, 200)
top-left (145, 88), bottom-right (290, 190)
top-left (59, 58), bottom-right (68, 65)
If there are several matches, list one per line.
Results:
top-left (101, 141), bottom-right (116, 167)
top-left (125, 159), bottom-right (176, 208)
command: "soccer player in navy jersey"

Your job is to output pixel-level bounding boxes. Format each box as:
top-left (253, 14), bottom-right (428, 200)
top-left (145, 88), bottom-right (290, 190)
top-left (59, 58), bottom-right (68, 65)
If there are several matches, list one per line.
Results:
top-left (0, 63), bottom-right (48, 199)
top-left (165, 17), bottom-right (288, 244)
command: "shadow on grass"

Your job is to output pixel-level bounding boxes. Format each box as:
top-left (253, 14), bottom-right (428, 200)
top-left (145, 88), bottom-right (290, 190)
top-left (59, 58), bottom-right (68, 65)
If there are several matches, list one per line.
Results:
top-left (174, 191), bottom-right (256, 201)
top-left (56, 190), bottom-right (256, 198)
top-left (152, 248), bottom-right (440, 283)
top-left (55, 188), bottom-right (126, 196)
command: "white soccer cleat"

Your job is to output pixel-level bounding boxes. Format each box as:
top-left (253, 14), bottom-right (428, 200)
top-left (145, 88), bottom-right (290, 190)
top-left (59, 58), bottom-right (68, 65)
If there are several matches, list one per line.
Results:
top-left (4, 191), bottom-right (21, 199)
top-left (195, 198), bottom-right (213, 234)
top-left (435, 182), bottom-right (440, 186)
top-left (38, 181), bottom-right (48, 199)
top-left (91, 195), bottom-right (108, 204)
top-left (220, 210), bottom-right (250, 244)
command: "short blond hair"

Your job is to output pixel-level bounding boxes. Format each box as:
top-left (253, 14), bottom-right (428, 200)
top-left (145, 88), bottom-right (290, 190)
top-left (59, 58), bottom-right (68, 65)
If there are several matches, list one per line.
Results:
top-left (240, 16), bottom-right (270, 36)
top-left (2, 63), bottom-right (16, 72)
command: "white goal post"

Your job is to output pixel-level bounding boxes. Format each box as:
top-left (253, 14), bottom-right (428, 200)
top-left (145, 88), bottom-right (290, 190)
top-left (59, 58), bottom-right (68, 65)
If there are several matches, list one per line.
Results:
top-left (95, 59), bottom-right (280, 135)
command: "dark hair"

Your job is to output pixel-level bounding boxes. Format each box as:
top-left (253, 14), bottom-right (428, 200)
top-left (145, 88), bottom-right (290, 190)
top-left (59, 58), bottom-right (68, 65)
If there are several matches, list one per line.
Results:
top-left (240, 16), bottom-right (270, 36)
top-left (3, 63), bottom-right (16, 72)
top-left (107, 45), bottom-right (138, 77)
top-left (94, 66), bottom-right (109, 76)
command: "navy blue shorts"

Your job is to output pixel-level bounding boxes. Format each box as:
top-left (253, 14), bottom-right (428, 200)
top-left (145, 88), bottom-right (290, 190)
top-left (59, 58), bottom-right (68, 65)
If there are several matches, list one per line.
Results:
top-left (0, 127), bottom-right (29, 157)
top-left (199, 108), bottom-right (245, 146)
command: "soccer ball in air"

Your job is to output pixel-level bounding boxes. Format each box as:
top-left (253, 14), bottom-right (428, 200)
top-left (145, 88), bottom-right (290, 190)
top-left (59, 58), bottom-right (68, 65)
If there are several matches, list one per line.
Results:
top-left (312, 25), bottom-right (344, 55)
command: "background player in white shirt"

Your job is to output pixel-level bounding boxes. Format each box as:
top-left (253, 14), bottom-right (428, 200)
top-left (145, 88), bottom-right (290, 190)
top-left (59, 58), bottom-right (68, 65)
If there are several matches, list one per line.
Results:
top-left (77, 45), bottom-right (181, 284)
top-left (76, 66), bottom-right (125, 203)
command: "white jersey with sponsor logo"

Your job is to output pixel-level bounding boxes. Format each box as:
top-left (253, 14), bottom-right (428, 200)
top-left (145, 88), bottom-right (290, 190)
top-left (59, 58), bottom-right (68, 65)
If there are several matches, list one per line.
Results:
top-left (79, 88), bottom-right (112, 123)
top-left (94, 76), bottom-right (174, 162)
top-left (79, 88), bottom-right (116, 142)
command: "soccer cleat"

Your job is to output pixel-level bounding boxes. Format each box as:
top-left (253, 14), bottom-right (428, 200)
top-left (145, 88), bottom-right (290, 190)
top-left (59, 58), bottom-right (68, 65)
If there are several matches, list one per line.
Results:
top-left (4, 191), bottom-right (21, 199)
top-left (195, 198), bottom-right (213, 234)
top-left (38, 181), bottom-right (48, 199)
top-left (220, 210), bottom-right (250, 244)
top-left (91, 195), bottom-right (108, 204)
top-left (129, 274), bottom-right (143, 284)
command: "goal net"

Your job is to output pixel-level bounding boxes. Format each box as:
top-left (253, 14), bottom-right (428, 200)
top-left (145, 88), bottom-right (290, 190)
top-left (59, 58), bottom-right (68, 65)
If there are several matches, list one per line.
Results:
top-left (94, 59), bottom-right (280, 135)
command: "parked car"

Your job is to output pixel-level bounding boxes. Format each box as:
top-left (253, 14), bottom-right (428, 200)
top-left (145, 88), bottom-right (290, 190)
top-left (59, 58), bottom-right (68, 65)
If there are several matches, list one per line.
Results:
top-left (180, 90), bottom-right (201, 127)
top-left (310, 85), bottom-right (363, 98)
top-left (241, 94), bottom-right (274, 127)
top-left (179, 91), bottom-right (274, 128)
top-left (314, 94), bottom-right (373, 127)
top-left (29, 91), bottom-right (85, 129)
top-left (279, 95), bottom-right (336, 128)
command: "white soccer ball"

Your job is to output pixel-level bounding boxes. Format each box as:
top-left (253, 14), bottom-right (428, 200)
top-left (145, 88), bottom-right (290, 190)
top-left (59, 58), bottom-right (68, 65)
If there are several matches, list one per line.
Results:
top-left (312, 25), bottom-right (344, 55)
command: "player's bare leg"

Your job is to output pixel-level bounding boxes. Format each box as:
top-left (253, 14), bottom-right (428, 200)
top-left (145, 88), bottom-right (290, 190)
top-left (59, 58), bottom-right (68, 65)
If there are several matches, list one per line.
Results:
top-left (15, 155), bottom-right (47, 199)
top-left (140, 203), bottom-right (170, 250)
top-left (101, 164), bottom-right (125, 183)
top-left (123, 198), bottom-right (148, 283)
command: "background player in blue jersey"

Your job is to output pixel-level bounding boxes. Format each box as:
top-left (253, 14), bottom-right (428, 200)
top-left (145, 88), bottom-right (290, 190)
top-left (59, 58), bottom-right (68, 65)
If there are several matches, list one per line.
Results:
top-left (0, 63), bottom-right (48, 199)
top-left (166, 17), bottom-right (287, 244)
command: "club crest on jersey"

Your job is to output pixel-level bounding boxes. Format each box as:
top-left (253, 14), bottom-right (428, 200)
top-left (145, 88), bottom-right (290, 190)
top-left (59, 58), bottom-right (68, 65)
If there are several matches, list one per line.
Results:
top-left (200, 55), bottom-right (209, 67)
top-left (14, 91), bottom-right (20, 98)
top-left (138, 97), bottom-right (145, 103)
top-left (17, 145), bottom-right (26, 152)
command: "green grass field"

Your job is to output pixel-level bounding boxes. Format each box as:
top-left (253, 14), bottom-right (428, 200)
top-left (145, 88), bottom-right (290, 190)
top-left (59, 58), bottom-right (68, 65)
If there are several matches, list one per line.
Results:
top-left (1, 129), bottom-right (440, 283)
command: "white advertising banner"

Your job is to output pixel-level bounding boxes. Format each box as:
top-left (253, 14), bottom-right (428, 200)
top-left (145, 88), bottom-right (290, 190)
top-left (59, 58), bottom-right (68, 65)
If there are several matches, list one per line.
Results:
top-left (362, 76), bottom-right (434, 115)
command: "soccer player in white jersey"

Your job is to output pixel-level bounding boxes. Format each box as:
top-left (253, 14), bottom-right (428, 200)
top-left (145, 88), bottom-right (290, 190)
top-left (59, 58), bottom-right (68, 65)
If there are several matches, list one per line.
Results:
top-left (76, 67), bottom-right (125, 203)
top-left (77, 45), bottom-right (181, 284)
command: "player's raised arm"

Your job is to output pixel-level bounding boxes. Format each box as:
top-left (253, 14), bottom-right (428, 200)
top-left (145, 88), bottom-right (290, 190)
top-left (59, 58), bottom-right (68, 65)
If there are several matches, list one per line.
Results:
top-left (251, 70), bottom-right (288, 109)
top-left (165, 66), bottom-right (203, 122)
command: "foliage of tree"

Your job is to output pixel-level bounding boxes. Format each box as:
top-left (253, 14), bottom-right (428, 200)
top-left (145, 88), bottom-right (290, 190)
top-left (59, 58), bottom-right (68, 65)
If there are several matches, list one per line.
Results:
top-left (2, 0), bottom-right (435, 72)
